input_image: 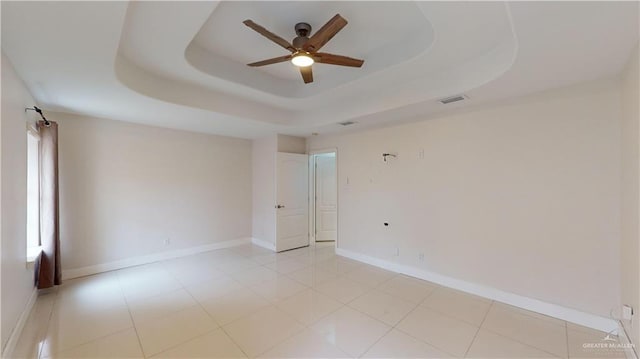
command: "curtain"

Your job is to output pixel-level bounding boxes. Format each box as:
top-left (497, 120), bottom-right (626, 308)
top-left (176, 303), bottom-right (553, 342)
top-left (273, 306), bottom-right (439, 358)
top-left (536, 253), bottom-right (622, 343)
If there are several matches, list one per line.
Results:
top-left (35, 120), bottom-right (61, 289)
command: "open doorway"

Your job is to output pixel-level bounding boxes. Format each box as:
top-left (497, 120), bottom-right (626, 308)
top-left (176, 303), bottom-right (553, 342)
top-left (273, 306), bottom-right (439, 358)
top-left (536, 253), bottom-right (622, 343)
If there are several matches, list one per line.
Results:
top-left (310, 151), bottom-right (337, 244)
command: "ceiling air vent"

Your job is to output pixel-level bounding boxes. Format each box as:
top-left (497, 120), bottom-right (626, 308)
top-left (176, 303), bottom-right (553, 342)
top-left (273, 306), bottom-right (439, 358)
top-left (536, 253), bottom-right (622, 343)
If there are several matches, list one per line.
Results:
top-left (338, 121), bottom-right (357, 126)
top-left (439, 95), bottom-right (468, 105)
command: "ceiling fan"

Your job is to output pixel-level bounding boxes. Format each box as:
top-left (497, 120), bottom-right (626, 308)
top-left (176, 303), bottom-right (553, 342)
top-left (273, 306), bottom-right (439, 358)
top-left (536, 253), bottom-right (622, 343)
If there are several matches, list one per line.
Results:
top-left (243, 14), bottom-right (364, 84)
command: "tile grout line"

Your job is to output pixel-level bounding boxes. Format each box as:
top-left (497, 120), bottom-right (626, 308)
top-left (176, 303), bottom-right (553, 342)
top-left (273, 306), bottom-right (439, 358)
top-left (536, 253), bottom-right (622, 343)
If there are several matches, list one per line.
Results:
top-left (391, 285), bottom-right (490, 357)
top-left (485, 301), bottom-right (571, 358)
top-left (204, 247), bottom-right (342, 357)
top-left (392, 305), bottom-right (459, 358)
top-left (117, 269), bottom-right (151, 359)
top-left (177, 287), bottom-right (251, 359)
top-left (357, 323), bottom-right (394, 358)
top-left (462, 299), bottom-right (494, 358)
top-left (289, 249), bottom-right (368, 358)
top-left (493, 302), bottom-right (569, 330)
top-left (229, 246), bottom-right (342, 358)
top-left (355, 281), bottom-right (421, 358)
top-left (253, 247), bottom-right (358, 357)
top-left (478, 326), bottom-right (564, 359)
top-left (165, 252), bottom-right (252, 358)
top-left (36, 289), bottom-right (58, 359)
top-left (46, 248), bottom-right (345, 357)
top-left (149, 260), bottom-right (198, 357)
top-left (49, 244), bottom-right (582, 359)
top-left (46, 245), bottom-right (516, 359)
top-left (136, 260), bottom-right (224, 357)
top-left (213, 327), bottom-right (250, 359)
top-left (565, 321), bottom-right (570, 359)
top-left (336, 268), bottom-right (461, 357)
top-left (412, 288), bottom-right (488, 328)
top-left (301, 286), bottom-right (344, 326)
top-left (44, 275), bottom-right (135, 358)
top-left (38, 246), bottom-right (287, 359)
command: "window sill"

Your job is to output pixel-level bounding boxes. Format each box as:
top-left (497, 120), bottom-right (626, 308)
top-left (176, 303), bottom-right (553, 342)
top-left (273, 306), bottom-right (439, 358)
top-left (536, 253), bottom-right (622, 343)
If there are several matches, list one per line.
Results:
top-left (27, 246), bottom-right (42, 264)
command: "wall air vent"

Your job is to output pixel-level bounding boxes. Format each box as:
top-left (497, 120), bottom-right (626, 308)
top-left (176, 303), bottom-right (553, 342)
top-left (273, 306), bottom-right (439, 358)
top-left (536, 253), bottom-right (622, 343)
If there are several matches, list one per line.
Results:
top-left (338, 121), bottom-right (357, 126)
top-left (439, 95), bottom-right (468, 105)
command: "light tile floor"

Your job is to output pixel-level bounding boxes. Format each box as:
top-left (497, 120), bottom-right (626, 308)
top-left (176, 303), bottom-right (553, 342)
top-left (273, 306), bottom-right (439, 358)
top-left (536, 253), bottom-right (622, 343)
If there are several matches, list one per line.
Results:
top-left (11, 243), bottom-right (627, 358)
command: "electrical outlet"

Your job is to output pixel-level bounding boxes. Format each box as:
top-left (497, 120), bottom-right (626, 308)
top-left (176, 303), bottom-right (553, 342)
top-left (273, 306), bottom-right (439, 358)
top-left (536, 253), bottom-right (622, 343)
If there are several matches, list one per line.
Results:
top-left (418, 253), bottom-right (425, 262)
top-left (394, 247), bottom-right (400, 256)
top-left (623, 305), bottom-right (634, 320)
top-left (164, 238), bottom-right (171, 246)
top-left (419, 148), bottom-right (425, 159)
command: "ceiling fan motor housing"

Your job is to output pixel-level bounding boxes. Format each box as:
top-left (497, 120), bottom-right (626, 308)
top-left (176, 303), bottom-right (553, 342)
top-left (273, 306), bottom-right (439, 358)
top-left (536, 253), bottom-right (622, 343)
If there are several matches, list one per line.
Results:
top-left (293, 36), bottom-right (308, 49)
top-left (295, 22), bottom-right (311, 37)
top-left (293, 22), bottom-right (311, 48)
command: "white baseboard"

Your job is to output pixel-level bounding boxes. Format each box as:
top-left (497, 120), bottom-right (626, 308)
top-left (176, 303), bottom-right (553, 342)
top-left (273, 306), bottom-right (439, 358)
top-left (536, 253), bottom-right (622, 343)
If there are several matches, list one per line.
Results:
top-left (336, 247), bottom-right (619, 334)
top-left (62, 237), bottom-right (251, 280)
top-left (1, 287), bottom-right (38, 358)
top-left (251, 237), bottom-right (276, 251)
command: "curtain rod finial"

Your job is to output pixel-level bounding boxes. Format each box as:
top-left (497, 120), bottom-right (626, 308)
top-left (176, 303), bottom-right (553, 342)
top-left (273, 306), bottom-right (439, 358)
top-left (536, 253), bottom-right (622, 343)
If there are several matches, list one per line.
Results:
top-left (25, 106), bottom-right (51, 127)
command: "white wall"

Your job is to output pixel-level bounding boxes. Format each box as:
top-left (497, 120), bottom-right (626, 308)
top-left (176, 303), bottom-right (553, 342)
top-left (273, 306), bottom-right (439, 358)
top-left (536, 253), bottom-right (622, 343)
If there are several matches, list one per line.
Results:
top-left (52, 112), bottom-right (252, 270)
top-left (308, 78), bottom-right (622, 320)
top-left (252, 135), bottom-right (277, 247)
top-left (1, 54), bottom-right (37, 350)
top-left (621, 43), bottom-right (639, 346)
top-left (277, 134), bottom-right (306, 154)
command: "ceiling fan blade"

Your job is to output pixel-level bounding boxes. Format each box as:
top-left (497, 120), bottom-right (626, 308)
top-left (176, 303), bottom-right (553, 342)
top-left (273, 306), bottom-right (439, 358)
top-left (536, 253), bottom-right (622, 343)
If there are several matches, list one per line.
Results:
top-left (300, 66), bottom-right (313, 84)
top-left (302, 14), bottom-right (348, 52)
top-left (247, 55), bottom-right (292, 67)
top-left (243, 20), bottom-right (296, 53)
top-left (314, 52), bottom-right (364, 67)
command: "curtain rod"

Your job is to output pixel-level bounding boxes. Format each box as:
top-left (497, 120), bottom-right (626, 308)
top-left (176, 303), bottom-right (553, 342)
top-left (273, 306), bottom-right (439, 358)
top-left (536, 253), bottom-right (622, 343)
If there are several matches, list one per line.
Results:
top-left (25, 106), bottom-right (51, 127)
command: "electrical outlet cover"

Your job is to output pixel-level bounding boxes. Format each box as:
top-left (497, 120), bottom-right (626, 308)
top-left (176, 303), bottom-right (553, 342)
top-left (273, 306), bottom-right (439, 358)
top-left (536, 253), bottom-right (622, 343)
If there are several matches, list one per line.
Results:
top-left (623, 305), bottom-right (634, 320)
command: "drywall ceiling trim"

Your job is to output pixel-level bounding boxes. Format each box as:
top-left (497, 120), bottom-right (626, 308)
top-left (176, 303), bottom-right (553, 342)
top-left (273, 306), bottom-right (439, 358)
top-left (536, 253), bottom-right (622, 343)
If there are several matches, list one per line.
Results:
top-left (114, 55), bottom-right (294, 126)
top-left (296, 34), bottom-right (518, 127)
top-left (185, 1), bottom-right (435, 98)
top-left (3, 1), bottom-right (637, 138)
top-left (115, 1), bottom-right (518, 129)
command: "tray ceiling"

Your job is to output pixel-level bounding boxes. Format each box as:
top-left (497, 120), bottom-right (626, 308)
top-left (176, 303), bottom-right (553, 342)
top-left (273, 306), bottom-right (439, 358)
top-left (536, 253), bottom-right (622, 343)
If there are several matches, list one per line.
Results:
top-left (188, 1), bottom-right (433, 96)
top-left (1, 1), bottom-right (638, 138)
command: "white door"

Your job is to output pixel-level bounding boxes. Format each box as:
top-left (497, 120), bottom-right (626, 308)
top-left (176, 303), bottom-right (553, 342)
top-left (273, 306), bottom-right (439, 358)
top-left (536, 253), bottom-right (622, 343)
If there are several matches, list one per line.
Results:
top-left (276, 152), bottom-right (309, 252)
top-left (315, 154), bottom-right (337, 242)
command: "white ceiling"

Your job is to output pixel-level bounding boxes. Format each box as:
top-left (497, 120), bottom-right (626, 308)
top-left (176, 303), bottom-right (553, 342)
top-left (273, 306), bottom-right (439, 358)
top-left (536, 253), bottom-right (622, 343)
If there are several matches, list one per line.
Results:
top-left (192, 1), bottom-right (432, 85)
top-left (1, 1), bottom-right (638, 139)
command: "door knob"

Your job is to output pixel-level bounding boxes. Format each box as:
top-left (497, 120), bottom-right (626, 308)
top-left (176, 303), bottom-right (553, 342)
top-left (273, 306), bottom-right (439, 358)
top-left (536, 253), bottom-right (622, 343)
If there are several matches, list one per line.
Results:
top-left (276, 204), bottom-right (285, 209)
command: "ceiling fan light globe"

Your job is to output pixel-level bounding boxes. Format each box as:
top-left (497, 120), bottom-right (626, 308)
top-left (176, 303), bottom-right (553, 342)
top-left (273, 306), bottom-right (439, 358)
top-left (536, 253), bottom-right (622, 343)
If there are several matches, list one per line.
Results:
top-left (291, 54), bottom-right (314, 67)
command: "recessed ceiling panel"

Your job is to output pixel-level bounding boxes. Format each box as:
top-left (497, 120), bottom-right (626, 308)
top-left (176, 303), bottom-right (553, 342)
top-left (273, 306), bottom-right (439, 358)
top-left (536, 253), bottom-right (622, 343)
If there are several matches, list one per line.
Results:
top-left (187, 1), bottom-right (433, 96)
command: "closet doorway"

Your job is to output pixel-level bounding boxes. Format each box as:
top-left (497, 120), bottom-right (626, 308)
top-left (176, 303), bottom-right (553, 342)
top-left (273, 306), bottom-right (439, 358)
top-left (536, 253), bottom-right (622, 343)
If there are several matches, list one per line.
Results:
top-left (310, 150), bottom-right (337, 244)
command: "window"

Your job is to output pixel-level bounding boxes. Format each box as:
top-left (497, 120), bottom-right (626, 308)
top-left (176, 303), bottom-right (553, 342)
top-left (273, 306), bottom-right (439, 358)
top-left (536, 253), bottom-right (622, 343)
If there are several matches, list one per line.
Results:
top-left (26, 128), bottom-right (41, 262)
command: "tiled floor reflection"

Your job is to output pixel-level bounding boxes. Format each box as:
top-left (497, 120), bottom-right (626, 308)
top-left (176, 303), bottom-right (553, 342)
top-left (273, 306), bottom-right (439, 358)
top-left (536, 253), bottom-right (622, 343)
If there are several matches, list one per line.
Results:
top-left (11, 242), bottom-right (625, 358)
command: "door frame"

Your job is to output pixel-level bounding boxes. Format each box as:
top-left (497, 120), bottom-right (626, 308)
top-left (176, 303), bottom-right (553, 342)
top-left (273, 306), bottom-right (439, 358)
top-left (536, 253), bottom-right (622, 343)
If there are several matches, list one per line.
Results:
top-left (309, 148), bottom-right (338, 249)
top-left (275, 152), bottom-right (310, 252)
